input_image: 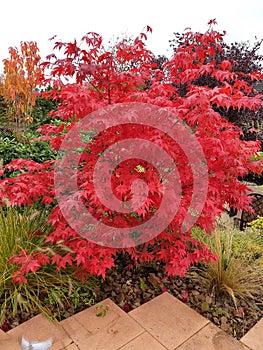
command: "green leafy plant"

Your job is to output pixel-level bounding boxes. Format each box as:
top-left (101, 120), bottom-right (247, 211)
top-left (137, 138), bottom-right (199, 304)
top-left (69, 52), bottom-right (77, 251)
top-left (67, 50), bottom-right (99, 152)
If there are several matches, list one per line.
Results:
top-left (0, 135), bottom-right (56, 165)
top-left (248, 216), bottom-right (263, 231)
top-left (139, 277), bottom-right (147, 291)
top-left (0, 88), bottom-right (59, 167)
top-left (191, 227), bottom-right (263, 307)
top-left (96, 305), bottom-right (109, 317)
top-left (232, 230), bottom-right (263, 268)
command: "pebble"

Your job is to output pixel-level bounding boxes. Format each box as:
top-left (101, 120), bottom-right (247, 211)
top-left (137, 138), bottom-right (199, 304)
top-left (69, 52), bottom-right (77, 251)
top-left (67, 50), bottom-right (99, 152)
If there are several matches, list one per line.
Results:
top-left (142, 292), bottom-right (152, 299)
top-left (213, 317), bottom-right (219, 325)
top-left (116, 292), bottom-right (125, 304)
top-left (192, 290), bottom-right (200, 296)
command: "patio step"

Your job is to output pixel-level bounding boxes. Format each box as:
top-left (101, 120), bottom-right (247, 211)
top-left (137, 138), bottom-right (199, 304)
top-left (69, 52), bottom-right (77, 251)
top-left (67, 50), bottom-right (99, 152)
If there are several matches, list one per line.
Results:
top-left (0, 292), bottom-right (260, 349)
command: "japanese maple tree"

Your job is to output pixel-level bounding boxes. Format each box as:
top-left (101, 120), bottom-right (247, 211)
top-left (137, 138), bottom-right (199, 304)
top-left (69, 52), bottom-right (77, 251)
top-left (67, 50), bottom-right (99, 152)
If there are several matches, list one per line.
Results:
top-left (169, 20), bottom-right (263, 144)
top-left (1, 22), bottom-right (263, 283)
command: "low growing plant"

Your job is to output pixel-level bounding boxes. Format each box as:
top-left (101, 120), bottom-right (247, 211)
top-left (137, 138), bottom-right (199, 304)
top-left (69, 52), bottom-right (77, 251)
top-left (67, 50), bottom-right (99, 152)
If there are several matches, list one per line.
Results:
top-left (0, 135), bottom-right (56, 165)
top-left (191, 227), bottom-right (263, 307)
top-left (247, 216), bottom-right (263, 231)
top-left (0, 205), bottom-right (98, 325)
top-left (232, 226), bottom-right (263, 268)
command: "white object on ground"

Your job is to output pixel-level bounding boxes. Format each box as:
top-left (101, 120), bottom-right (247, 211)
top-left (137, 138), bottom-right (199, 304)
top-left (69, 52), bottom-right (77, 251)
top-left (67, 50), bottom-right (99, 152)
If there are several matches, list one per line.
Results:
top-left (21, 337), bottom-right (53, 350)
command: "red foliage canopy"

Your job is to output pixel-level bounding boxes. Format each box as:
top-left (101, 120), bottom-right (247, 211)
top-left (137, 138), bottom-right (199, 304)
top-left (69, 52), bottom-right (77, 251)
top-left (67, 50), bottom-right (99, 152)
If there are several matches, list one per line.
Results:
top-left (2, 23), bottom-right (263, 282)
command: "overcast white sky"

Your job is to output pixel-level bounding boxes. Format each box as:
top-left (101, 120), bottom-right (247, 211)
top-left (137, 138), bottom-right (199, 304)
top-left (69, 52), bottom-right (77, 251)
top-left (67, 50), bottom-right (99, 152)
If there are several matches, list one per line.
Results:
top-left (0, 0), bottom-right (263, 70)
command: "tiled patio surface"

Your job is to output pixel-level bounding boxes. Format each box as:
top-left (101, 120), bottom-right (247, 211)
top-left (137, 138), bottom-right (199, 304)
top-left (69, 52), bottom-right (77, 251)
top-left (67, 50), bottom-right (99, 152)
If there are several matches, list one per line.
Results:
top-left (0, 292), bottom-right (262, 349)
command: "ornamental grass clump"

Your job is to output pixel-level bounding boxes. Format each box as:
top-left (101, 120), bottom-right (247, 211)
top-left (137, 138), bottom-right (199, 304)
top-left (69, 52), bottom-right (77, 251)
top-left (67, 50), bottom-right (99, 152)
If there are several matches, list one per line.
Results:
top-left (0, 205), bottom-right (97, 325)
top-left (191, 227), bottom-right (263, 307)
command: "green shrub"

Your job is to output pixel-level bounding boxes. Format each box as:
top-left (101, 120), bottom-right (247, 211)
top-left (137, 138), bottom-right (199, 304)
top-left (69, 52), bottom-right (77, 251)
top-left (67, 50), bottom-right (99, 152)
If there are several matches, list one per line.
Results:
top-left (248, 216), bottom-right (263, 231)
top-left (0, 91), bottom-right (58, 166)
top-left (0, 135), bottom-right (56, 165)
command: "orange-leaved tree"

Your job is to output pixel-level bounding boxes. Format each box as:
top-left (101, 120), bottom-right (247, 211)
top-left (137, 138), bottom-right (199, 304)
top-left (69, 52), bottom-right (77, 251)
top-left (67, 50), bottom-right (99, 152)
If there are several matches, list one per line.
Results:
top-left (0, 41), bottom-right (43, 132)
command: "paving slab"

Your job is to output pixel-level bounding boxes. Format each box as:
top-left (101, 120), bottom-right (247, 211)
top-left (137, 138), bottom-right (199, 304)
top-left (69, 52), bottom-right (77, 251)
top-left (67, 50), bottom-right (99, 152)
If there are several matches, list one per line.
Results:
top-left (7, 313), bottom-right (72, 350)
top-left (0, 339), bottom-right (21, 350)
top-left (61, 298), bottom-right (144, 350)
top-left (63, 343), bottom-right (80, 350)
top-left (0, 330), bottom-right (20, 350)
top-left (0, 330), bottom-right (9, 341)
top-left (240, 317), bottom-right (263, 350)
top-left (129, 292), bottom-right (209, 350)
top-left (177, 322), bottom-right (250, 350)
top-left (118, 331), bottom-right (167, 349)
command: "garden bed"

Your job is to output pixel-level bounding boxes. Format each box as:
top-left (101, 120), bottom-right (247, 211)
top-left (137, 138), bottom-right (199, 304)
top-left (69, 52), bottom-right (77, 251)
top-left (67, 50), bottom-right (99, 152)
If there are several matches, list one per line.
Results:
top-left (2, 260), bottom-right (263, 341)
top-left (103, 265), bottom-right (263, 340)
